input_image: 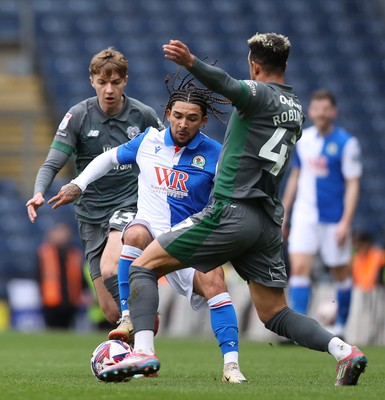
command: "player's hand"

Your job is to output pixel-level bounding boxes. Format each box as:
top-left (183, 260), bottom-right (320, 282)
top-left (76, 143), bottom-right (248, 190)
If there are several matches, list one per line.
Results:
top-left (26, 192), bottom-right (45, 223)
top-left (335, 221), bottom-right (349, 247)
top-left (163, 40), bottom-right (195, 68)
top-left (47, 183), bottom-right (82, 209)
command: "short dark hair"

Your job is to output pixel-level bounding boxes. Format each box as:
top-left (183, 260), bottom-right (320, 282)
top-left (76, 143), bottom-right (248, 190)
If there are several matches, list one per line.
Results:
top-left (310, 89), bottom-right (337, 106)
top-left (164, 68), bottom-right (230, 123)
top-left (247, 32), bottom-right (290, 74)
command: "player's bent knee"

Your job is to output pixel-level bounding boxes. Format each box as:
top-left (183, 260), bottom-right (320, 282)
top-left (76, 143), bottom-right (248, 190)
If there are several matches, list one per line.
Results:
top-left (123, 225), bottom-right (152, 248)
top-left (194, 273), bottom-right (227, 300)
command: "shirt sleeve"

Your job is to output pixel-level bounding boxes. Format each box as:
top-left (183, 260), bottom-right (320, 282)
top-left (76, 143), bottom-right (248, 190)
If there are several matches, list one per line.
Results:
top-left (117, 129), bottom-right (148, 165)
top-left (189, 58), bottom-right (243, 104)
top-left (71, 148), bottom-right (119, 191)
top-left (342, 137), bottom-right (362, 179)
top-left (33, 148), bottom-right (71, 196)
top-left (53, 106), bottom-right (82, 152)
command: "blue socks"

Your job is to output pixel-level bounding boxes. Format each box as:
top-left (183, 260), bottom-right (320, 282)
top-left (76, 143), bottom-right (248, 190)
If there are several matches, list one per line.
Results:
top-left (118, 245), bottom-right (142, 313)
top-left (289, 276), bottom-right (311, 315)
top-left (289, 276), bottom-right (352, 332)
top-left (335, 278), bottom-right (352, 326)
top-left (208, 292), bottom-right (239, 359)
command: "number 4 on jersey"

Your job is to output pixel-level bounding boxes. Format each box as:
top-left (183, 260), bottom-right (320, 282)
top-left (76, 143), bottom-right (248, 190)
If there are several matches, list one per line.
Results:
top-left (259, 127), bottom-right (297, 176)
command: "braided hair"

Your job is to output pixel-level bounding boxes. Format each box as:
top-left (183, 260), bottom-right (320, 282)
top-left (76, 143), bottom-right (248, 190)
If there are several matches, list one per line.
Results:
top-left (164, 67), bottom-right (230, 124)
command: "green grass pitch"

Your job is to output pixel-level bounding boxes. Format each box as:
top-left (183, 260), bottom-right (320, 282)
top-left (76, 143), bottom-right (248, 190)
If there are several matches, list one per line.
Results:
top-left (0, 330), bottom-right (383, 400)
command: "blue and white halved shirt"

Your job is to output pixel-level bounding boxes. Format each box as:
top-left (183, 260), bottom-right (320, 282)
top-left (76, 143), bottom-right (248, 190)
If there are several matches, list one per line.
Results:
top-left (291, 125), bottom-right (362, 224)
top-left (117, 126), bottom-right (221, 233)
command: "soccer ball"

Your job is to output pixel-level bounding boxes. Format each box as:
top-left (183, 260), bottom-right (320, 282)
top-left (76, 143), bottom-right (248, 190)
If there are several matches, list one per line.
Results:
top-left (315, 300), bottom-right (337, 326)
top-left (90, 340), bottom-right (133, 380)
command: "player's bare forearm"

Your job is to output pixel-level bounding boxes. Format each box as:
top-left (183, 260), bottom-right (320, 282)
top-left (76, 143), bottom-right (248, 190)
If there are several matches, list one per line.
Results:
top-left (47, 183), bottom-right (82, 209)
top-left (335, 178), bottom-right (360, 246)
top-left (163, 40), bottom-right (195, 68)
top-left (340, 178), bottom-right (360, 229)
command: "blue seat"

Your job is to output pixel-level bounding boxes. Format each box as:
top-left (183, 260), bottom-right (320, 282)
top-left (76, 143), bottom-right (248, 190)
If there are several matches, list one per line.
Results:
top-left (0, 179), bottom-right (19, 196)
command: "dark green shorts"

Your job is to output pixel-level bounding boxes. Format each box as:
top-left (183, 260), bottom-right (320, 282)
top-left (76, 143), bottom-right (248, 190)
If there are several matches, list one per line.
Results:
top-left (157, 200), bottom-right (287, 288)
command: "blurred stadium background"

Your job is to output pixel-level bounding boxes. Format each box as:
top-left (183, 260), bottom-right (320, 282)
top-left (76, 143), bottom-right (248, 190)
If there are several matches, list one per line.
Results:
top-left (1, 0), bottom-right (385, 336)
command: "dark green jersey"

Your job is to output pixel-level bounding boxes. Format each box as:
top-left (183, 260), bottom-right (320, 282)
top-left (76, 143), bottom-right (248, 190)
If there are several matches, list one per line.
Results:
top-left (51, 94), bottom-right (164, 223)
top-left (189, 59), bottom-right (305, 225)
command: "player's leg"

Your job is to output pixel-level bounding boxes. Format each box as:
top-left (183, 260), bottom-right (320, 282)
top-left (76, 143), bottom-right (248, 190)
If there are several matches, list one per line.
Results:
top-left (329, 265), bottom-right (352, 336)
top-left (193, 267), bottom-right (247, 383)
top-left (109, 223), bottom-right (153, 342)
top-left (246, 217), bottom-right (367, 386)
top-left (129, 240), bottom-right (184, 350)
top-left (321, 224), bottom-right (353, 337)
top-left (288, 253), bottom-right (313, 313)
top-left (250, 282), bottom-right (367, 385)
top-left (100, 229), bottom-right (122, 308)
top-left (98, 202), bottom-right (261, 381)
top-left (97, 239), bottom-right (180, 382)
top-left (287, 220), bottom-right (318, 315)
top-left (100, 210), bottom-right (136, 322)
top-left (79, 220), bottom-right (120, 324)
top-left (92, 276), bottom-right (119, 323)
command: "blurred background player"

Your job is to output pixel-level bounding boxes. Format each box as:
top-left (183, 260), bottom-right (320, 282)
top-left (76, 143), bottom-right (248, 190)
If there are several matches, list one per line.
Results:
top-left (282, 89), bottom-right (362, 338)
top-left (36, 221), bottom-right (86, 330)
top-left (26, 47), bottom-right (164, 324)
top-left (48, 70), bottom-right (247, 384)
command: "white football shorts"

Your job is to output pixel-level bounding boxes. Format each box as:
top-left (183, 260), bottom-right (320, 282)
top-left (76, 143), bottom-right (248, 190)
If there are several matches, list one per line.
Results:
top-left (165, 269), bottom-right (207, 311)
top-left (288, 220), bottom-right (352, 267)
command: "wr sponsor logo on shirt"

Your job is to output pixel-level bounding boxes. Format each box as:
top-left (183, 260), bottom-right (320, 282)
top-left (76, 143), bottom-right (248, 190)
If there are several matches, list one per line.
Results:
top-left (154, 167), bottom-right (189, 191)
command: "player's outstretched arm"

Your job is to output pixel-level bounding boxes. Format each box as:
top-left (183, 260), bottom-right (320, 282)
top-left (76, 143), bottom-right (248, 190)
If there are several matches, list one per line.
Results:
top-left (48, 183), bottom-right (82, 209)
top-left (48, 147), bottom-right (119, 209)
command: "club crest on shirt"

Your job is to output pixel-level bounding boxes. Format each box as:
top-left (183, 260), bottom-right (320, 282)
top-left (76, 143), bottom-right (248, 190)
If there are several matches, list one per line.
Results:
top-left (191, 155), bottom-right (206, 169)
top-left (326, 142), bottom-right (338, 156)
top-left (126, 126), bottom-right (140, 140)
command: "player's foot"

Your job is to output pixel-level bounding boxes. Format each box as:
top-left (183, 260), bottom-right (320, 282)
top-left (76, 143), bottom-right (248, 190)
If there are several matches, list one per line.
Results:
top-left (97, 352), bottom-right (161, 383)
top-left (335, 346), bottom-right (368, 386)
top-left (108, 315), bottom-right (134, 344)
top-left (221, 362), bottom-right (248, 383)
